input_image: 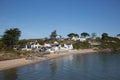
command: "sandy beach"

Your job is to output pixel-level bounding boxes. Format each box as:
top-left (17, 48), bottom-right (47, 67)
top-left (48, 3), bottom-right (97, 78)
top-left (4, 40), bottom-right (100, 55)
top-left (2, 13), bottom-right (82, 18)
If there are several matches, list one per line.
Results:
top-left (0, 49), bottom-right (97, 71)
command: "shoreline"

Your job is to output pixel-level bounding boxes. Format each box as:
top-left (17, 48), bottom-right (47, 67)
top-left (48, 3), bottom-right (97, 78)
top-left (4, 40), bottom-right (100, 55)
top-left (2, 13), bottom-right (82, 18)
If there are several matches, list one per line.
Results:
top-left (0, 49), bottom-right (97, 71)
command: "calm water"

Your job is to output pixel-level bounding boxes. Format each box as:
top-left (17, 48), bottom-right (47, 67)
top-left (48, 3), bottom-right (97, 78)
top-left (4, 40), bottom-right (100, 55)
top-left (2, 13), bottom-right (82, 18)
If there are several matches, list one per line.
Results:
top-left (0, 53), bottom-right (120, 80)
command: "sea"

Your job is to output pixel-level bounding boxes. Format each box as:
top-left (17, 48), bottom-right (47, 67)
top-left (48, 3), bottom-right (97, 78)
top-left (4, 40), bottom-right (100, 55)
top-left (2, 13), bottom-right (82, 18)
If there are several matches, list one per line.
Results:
top-left (0, 53), bottom-right (120, 80)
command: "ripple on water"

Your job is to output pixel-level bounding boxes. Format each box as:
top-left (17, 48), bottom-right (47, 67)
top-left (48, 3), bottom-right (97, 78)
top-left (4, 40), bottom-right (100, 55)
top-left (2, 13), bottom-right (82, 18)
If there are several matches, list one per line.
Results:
top-left (0, 53), bottom-right (120, 80)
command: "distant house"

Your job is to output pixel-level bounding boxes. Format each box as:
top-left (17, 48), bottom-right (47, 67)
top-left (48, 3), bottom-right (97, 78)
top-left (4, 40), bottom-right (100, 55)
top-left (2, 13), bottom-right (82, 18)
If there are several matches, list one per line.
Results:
top-left (56, 35), bottom-right (62, 40)
top-left (71, 36), bottom-right (79, 41)
top-left (43, 43), bottom-right (59, 53)
top-left (71, 36), bottom-right (87, 42)
top-left (22, 41), bottom-right (41, 51)
top-left (79, 37), bottom-right (86, 42)
top-left (64, 44), bottom-right (73, 50)
top-left (44, 43), bottom-right (51, 48)
top-left (43, 41), bottom-right (73, 53)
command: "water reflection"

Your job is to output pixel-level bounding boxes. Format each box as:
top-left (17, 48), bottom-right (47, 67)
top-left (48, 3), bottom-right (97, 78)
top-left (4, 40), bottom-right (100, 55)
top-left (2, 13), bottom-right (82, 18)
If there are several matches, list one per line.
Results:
top-left (0, 53), bottom-right (120, 80)
top-left (49, 60), bottom-right (57, 80)
top-left (3, 68), bottom-right (18, 80)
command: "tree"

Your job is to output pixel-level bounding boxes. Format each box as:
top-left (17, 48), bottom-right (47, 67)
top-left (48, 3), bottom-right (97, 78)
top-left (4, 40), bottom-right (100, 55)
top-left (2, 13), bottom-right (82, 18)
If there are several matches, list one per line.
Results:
top-left (101, 33), bottom-right (108, 40)
top-left (2, 28), bottom-right (21, 49)
top-left (74, 34), bottom-right (79, 37)
top-left (50, 30), bottom-right (57, 40)
top-left (67, 33), bottom-right (74, 39)
top-left (0, 40), bottom-right (4, 50)
top-left (81, 32), bottom-right (90, 38)
top-left (117, 34), bottom-right (120, 37)
top-left (67, 33), bottom-right (79, 39)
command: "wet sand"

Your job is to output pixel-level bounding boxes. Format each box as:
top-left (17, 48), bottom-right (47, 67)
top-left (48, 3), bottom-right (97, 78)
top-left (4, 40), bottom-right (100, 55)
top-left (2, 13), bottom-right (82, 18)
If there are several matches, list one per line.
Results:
top-left (0, 49), bottom-right (97, 71)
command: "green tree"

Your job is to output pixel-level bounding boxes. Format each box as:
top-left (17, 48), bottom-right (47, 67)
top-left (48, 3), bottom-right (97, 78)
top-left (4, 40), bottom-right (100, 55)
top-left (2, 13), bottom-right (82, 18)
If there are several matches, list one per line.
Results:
top-left (67, 33), bottom-right (79, 39)
top-left (16, 39), bottom-right (29, 48)
top-left (74, 34), bottom-right (79, 37)
top-left (67, 33), bottom-right (74, 39)
top-left (0, 40), bottom-right (4, 50)
top-left (50, 30), bottom-right (57, 40)
top-left (101, 33), bottom-right (108, 40)
top-left (2, 28), bottom-right (21, 49)
top-left (117, 34), bottom-right (120, 38)
top-left (81, 32), bottom-right (90, 38)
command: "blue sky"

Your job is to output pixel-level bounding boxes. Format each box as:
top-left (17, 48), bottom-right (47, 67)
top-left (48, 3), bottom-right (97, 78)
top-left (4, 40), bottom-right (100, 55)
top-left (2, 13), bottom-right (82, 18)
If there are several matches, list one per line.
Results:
top-left (0, 0), bottom-right (120, 39)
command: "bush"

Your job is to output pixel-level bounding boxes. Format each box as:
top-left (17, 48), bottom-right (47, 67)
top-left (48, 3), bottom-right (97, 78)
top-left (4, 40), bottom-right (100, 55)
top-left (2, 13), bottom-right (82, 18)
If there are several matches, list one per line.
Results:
top-left (73, 41), bottom-right (90, 49)
top-left (97, 37), bottom-right (120, 53)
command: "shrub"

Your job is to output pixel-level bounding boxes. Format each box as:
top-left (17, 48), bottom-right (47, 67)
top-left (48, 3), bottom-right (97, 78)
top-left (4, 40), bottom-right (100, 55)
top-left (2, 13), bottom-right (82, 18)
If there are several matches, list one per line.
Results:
top-left (73, 41), bottom-right (90, 49)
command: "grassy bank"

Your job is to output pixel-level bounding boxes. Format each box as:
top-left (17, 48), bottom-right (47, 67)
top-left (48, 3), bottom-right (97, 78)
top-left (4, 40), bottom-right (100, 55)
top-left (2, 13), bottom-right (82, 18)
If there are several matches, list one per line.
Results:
top-left (0, 50), bottom-right (36, 61)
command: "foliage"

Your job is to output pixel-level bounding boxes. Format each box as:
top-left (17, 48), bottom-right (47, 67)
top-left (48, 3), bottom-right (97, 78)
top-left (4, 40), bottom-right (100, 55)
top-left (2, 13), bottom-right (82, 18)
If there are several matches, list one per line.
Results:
top-left (16, 39), bottom-right (30, 48)
top-left (38, 39), bottom-right (44, 45)
top-left (99, 36), bottom-right (120, 51)
top-left (44, 38), bottom-right (55, 44)
top-left (81, 32), bottom-right (90, 38)
top-left (73, 41), bottom-right (90, 49)
top-left (1, 29), bottom-right (120, 61)
top-left (0, 40), bottom-right (5, 50)
top-left (2, 28), bottom-right (21, 49)
top-left (16, 39), bottom-right (45, 48)
top-left (67, 33), bottom-right (79, 39)
top-left (117, 34), bottom-right (120, 37)
top-left (50, 30), bottom-right (57, 40)
top-left (101, 33), bottom-right (108, 40)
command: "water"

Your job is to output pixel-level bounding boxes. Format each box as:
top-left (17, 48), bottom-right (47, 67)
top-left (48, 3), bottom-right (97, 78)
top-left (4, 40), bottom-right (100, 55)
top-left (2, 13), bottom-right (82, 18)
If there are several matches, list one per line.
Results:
top-left (0, 53), bottom-right (120, 80)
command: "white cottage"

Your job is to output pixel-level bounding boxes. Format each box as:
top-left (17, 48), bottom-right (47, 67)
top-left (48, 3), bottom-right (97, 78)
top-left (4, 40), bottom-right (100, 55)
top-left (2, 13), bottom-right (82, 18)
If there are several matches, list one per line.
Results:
top-left (64, 44), bottom-right (73, 50)
top-left (22, 41), bottom-right (41, 51)
top-left (71, 36), bottom-right (87, 42)
top-left (71, 36), bottom-right (79, 41)
top-left (79, 37), bottom-right (86, 42)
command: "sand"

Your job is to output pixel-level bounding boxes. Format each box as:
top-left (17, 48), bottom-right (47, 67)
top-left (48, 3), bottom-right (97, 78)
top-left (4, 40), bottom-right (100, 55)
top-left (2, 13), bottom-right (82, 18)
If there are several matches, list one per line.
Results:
top-left (0, 49), bottom-right (97, 71)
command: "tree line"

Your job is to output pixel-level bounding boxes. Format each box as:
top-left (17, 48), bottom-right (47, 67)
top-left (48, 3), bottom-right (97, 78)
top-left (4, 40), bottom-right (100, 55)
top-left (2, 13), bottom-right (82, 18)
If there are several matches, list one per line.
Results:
top-left (0, 28), bottom-right (120, 51)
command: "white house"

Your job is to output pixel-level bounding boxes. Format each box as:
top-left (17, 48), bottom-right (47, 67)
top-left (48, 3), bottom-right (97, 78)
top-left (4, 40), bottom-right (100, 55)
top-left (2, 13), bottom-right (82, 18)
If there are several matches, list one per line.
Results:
top-left (51, 45), bottom-right (60, 51)
top-left (64, 44), bottom-right (73, 50)
top-left (44, 42), bottom-right (74, 53)
top-left (56, 35), bottom-right (61, 40)
top-left (71, 36), bottom-right (87, 42)
top-left (71, 36), bottom-right (79, 41)
top-left (22, 41), bottom-right (41, 51)
top-left (79, 37), bottom-right (87, 42)
top-left (44, 43), bottom-right (51, 48)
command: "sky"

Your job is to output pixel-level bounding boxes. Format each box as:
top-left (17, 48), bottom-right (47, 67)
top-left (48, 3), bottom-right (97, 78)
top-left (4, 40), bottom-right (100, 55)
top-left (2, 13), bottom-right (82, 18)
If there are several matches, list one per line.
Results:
top-left (0, 0), bottom-right (120, 39)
